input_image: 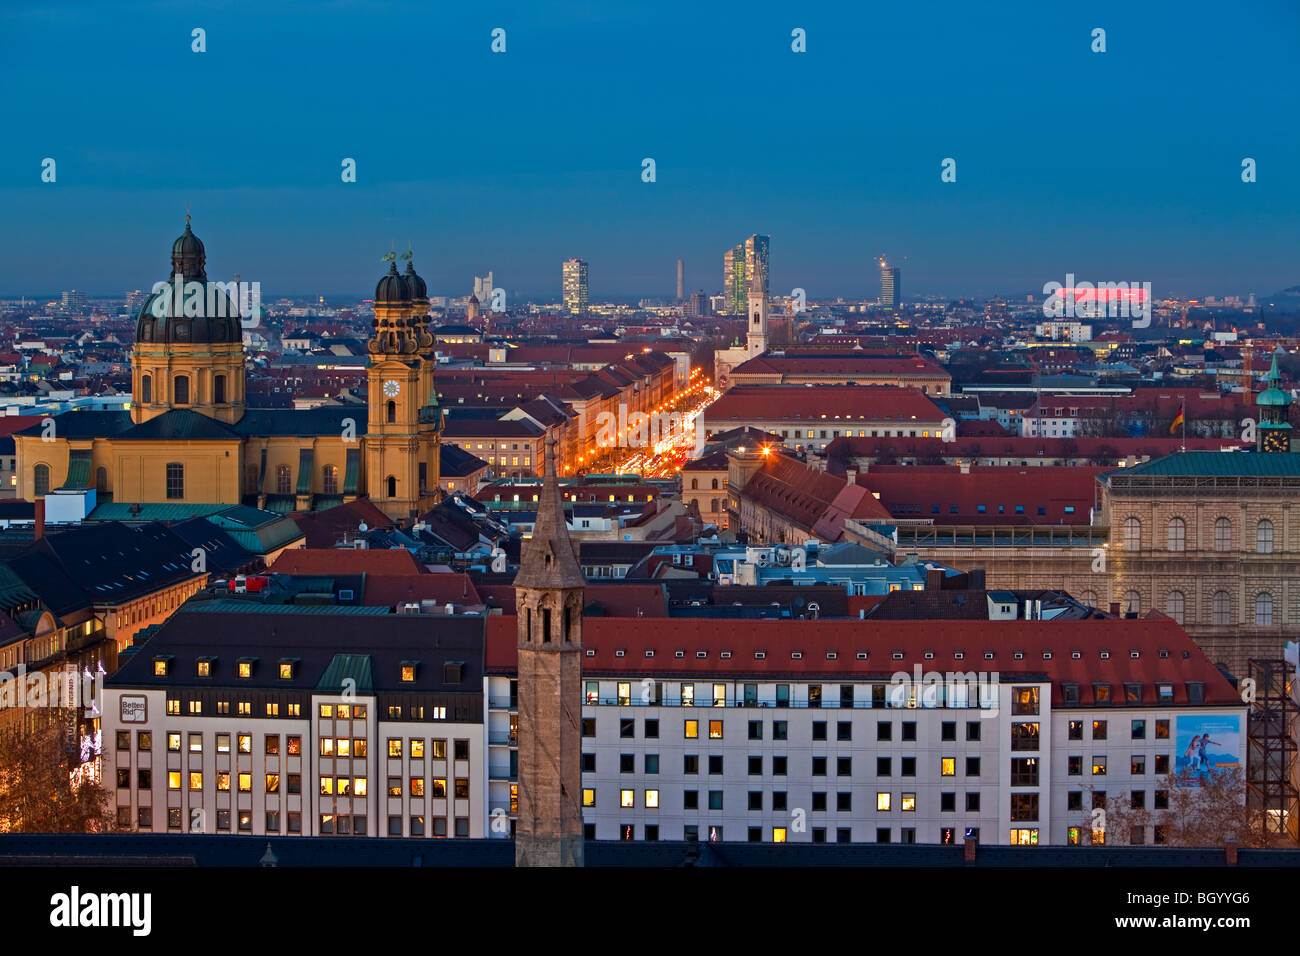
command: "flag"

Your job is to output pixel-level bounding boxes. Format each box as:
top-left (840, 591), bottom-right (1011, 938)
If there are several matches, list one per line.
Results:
top-left (1170, 403), bottom-right (1184, 435)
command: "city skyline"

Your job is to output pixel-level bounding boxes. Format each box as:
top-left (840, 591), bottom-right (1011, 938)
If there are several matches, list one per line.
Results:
top-left (2, 1), bottom-right (1298, 299)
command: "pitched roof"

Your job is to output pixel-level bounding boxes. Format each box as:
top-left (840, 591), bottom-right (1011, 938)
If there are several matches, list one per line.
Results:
top-left (362, 573), bottom-right (482, 608)
top-left (705, 385), bottom-right (946, 424)
top-left (484, 616), bottom-right (1238, 707)
top-left (740, 453), bottom-right (891, 539)
top-left (1110, 450), bottom-right (1300, 478)
top-left (512, 437), bottom-right (584, 590)
top-left (270, 547), bottom-right (423, 576)
top-left (860, 465), bottom-right (1100, 524)
top-left (118, 409), bottom-right (241, 441)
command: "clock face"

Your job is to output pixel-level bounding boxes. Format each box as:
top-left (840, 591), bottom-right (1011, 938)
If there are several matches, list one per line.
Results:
top-left (382, 379), bottom-right (400, 398)
top-left (1262, 431), bottom-right (1289, 453)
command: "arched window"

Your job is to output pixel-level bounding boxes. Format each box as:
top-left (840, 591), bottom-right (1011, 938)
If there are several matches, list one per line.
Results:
top-left (386, 401), bottom-right (396, 424)
top-left (1123, 590), bottom-right (1141, 615)
top-left (33, 463), bottom-right (50, 497)
top-left (1122, 517), bottom-right (1141, 552)
top-left (322, 465), bottom-right (339, 496)
top-left (274, 464), bottom-right (290, 494)
top-left (246, 466), bottom-right (258, 493)
top-left (1256, 519), bottom-right (1274, 554)
top-left (166, 462), bottom-right (184, 499)
top-left (1255, 592), bottom-right (1274, 627)
top-left (1166, 517), bottom-right (1185, 552)
top-left (95, 466), bottom-right (108, 494)
top-left (710, 499), bottom-right (719, 513)
top-left (214, 374), bottom-right (226, 404)
top-left (690, 478), bottom-right (698, 490)
top-left (1166, 590), bottom-right (1185, 625)
top-left (173, 375), bottom-right (190, 405)
top-left (141, 374), bottom-right (152, 403)
top-left (386, 475), bottom-right (397, 497)
top-left (1211, 591), bottom-right (1232, 626)
top-left (1213, 517), bottom-right (1232, 551)
top-left (1079, 589), bottom-right (1098, 608)
top-left (711, 478), bottom-right (719, 490)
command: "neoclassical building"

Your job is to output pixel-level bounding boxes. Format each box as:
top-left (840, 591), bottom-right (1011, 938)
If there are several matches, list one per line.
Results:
top-left (14, 219), bottom-right (443, 521)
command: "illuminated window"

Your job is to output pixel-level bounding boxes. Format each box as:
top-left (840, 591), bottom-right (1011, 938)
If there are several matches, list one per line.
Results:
top-left (682, 684), bottom-right (695, 707)
top-left (238, 773), bottom-right (251, 793)
top-left (167, 771), bottom-right (181, 790)
top-left (645, 790), bottom-right (659, 808)
top-left (1010, 828), bottom-right (1039, 846)
top-left (336, 738), bottom-right (351, 758)
top-left (266, 774), bottom-right (280, 793)
top-left (582, 788), bottom-right (596, 807)
top-left (901, 793), bottom-right (916, 812)
top-left (217, 772), bottom-right (230, 791)
top-left (617, 682), bottom-right (631, 705)
top-left (338, 704), bottom-right (352, 719)
top-left (167, 699), bottom-right (180, 715)
top-left (401, 664), bottom-right (416, 682)
top-left (167, 733), bottom-right (181, 752)
top-left (321, 777), bottom-right (334, 795)
top-left (320, 703), bottom-right (334, 718)
top-left (320, 738), bottom-right (334, 756)
top-left (708, 720), bottom-right (723, 739)
top-left (411, 740), bottom-right (424, 758)
top-left (1092, 757), bottom-right (1107, 775)
top-left (237, 734), bottom-right (251, 754)
top-left (354, 778), bottom-right (367, 797)
top-left (684, 720), bottom-right (698, 739)
top-left (154, 659), bottom-right (168, 676)
top-left (237, 660), bottom-right (252, 679)
top-left (196, 660), bottom-right (211, 677)
top-left (877, 792), bottom-right (891, 811)
top-left (279, 661), bottom-right (293, 679)
top-left (389, 739), bottom-right (402, 757)
top-left (941, 757), bottom-right (955, 776)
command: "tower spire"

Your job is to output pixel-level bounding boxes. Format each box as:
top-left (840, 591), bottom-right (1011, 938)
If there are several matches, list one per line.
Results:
top-left (514, 436), bottom-right (583, 589)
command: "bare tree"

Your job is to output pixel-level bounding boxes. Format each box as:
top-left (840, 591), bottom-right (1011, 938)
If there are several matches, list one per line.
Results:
top-left (0, 709), bottom-right (114, 833)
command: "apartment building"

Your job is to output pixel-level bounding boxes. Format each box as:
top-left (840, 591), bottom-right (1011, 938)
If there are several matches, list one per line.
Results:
top-left (102, 600), bottom-right (486, 838)
top-left (487, 616), bottom-right (1242, 848)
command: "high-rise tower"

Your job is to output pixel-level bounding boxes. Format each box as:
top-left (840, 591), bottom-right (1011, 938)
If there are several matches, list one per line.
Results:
top-left (723, 235), bottom-right (769, 315)
top-left (514, 435), bottom-right (585, 867)
top-left (880, 260), bottom-right (901, 311)
top-left (562, 259), bottom-right (588, 316)
top-left (676, 259), bottom-right (684, 301)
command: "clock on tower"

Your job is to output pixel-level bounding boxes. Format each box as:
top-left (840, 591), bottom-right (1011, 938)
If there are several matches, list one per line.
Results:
top-left (382, 379), bottom-right (400, 398)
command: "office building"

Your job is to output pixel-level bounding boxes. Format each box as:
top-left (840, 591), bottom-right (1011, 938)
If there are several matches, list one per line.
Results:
top-left (563, 259), bottom-right (589, 316)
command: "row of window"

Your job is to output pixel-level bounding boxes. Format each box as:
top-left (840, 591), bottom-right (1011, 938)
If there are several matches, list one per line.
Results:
top-left (588, 753), bottom-right (987, 778)
top-left (1102, 588), bottom-right (1280, 626)
top-left (595, 825), bottom-right (975, 844)
top-left (1067, 755), bottom-right (1172, 775)
top-left (139, 372), bottom-right (226, 406)
top-left (585, 789), bottom-right (986, 813)
top-left (1123, 515), bottom-right (1276, 554)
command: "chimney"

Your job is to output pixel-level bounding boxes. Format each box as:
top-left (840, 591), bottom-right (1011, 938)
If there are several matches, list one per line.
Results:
top-left (1224, 840), bottom-right (1238, 866)
top-left (1109, 602), bottom-right (1121, 617)
top-left (926, 567), bottom-right (945, 590)
top-left (963, 837), bottom-right (977, 863)
top-left (845, 468), bottom-right (857, 486)
top-left (967, 567), bottom-right (986, 590)
top-left (33, 497), bottom-right (44, 541)
top-left (959, 460), bottom-right (970, 475)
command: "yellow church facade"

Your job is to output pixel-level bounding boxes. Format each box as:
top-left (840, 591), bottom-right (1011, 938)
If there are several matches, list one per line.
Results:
top-left (14, 220), bottom-right (443, 522)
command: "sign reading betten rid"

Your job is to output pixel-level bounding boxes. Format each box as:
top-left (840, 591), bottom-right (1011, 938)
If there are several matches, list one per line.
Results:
top-left (119, 695), bottom-right (148, 723)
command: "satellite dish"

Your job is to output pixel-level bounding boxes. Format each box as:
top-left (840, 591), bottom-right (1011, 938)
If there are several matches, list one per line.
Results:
top-left (358, 522), bottom-right (368, 532)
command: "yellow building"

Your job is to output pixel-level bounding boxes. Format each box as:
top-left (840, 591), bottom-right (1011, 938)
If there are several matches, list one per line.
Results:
top-left (13, 220), bottom-right (442, 521)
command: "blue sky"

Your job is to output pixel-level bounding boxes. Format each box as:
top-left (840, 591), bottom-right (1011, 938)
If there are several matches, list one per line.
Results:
top-left (1, 0), bottom-right (1297, 301)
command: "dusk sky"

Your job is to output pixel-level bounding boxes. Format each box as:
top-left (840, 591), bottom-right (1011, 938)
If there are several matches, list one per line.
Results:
top-left (2, 0), bottom-right (1298, 301)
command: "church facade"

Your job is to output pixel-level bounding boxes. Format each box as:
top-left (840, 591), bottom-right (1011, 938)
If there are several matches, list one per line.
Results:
top-left (14, 219), bottom-right (443, 521)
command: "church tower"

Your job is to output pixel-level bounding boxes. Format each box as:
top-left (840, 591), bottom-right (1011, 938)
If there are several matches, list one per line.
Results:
top-left (365, 255), bottom-right (440, 520)
top-left (131, 216), bottom-right (247, 424)
top-left (514, 435), bottom-right (585, 867)
top-left (1256, 352), bottom-right (1294, 453)
top-left (746, 275), bottom-right (768, 358)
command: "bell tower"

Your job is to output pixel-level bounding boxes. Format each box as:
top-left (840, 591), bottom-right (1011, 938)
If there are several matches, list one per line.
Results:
top-left (746, 275), bottom-right (768, 357)
top-left (365, 253), bottom-right (438, 519)
top-left (514, 436), bottom-right (585, 867)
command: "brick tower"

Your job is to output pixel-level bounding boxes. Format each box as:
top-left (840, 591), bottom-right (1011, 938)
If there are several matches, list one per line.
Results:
top-left (514, 435), bottom-right (585, 867)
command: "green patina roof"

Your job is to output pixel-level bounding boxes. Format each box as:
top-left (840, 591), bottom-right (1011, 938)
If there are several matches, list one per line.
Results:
top-left (317, 653), bottom-right (375, 695)
top-left (295, 447), bottom-right (314, 496)
top-left (1110, 450), bottom-right (1300, 478)
top-left (87, 502), bottom-right (228, 521)
top-left (343, 448), bottom-right (361, 495)
top-left (56, 449), bottom-right (93, 490)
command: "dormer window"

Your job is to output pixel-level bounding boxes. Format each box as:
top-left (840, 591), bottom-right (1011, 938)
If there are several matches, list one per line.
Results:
top-left (153, 656), bottom-right (170, 676)
top-left (400, 661), bottom-right (418, 683)
top-left (237, 658), bottom-right (255, 679)
top-left (279, 659), bottom-right (297, 680)
top-left (196, 658), bottom-right (213, 678)
top-left (443, 662), bottom-right (463, 684)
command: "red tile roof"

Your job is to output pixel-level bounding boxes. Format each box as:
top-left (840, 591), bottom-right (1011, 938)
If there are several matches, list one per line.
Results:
top-left (859, 465), bottom-right (1101, 523)
top-left (269, 547), bottom-right (423, 576)
top-left (485, 616), bottom-right (1237, 707)
top-left (289, 499), bottom-right (395, 548)
top-left (741, 453), bottom-right (891, 539)
top-left (705, 385), bottom-right (946, 424)
top-left (361, 572), bottom-right (481, 607)
top-left (732, 353), bottom-right (950, 379)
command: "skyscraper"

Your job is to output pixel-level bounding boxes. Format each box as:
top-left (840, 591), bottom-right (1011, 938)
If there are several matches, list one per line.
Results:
top-left (473, 273), bottom-right (494, 309)
top-left (676, 259), bottom-right (684, 301)
top-left (562, 258), bottom-right (588, 315)
top-left (723, 235), bottom-right (769, 315)
top-left (880, 261), bottom-right (901, 310)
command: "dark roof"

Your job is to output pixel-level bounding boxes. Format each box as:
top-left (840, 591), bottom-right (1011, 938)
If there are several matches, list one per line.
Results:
top-left (440, 442), bottom-right (489, 478)
top-left (234, 407), bottom-right (369, 438)
top-left (16, 410), bottom-right (132, 440)
top-left (108, 601), bottom-right (485, 696)
top-left (168, 517), bottom-right (259, 576)
top-left (1110, 450), bottom-right (1300, 478)
top-left (118, 409), bottom-right (241, 441)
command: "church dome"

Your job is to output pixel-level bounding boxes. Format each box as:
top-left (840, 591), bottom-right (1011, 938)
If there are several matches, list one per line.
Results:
top-left (375, 262), bottom-right (410, 303)
top-left (134, 217), bottom-right (242, 345)
top-left (403, 260), bottom-right (428, 300)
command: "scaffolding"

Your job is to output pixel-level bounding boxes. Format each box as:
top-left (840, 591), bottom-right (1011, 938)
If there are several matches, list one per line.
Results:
top-left (1245, 658), bottom-right (1299, 844)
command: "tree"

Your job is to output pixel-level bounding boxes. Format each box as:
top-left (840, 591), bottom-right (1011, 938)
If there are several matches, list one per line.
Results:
top-left (1071, 768), bottom-right (1277, 848)
top-left (0, 709), bottom-right (114, 833)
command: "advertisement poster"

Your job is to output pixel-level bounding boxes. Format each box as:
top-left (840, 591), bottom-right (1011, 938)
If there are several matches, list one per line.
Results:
top-left (1173, 714), bottom-right (1241, 785)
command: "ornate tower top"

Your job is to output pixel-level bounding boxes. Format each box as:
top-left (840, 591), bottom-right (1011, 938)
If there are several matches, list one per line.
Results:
top-left (513, 436), bottom-right (584, 590)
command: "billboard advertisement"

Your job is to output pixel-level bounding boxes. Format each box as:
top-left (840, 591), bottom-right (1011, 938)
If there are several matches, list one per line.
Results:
top-left (1173, 714), bottom-right (1241, 786)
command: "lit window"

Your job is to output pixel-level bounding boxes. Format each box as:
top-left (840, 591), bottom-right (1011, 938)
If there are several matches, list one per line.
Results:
top-left (877, 792), bottom-right (891, 811)
top-left (582, 789), bottom-right (596, 807)
top-left (684, 720), bottom-right (698, 739)
top-left (196, 660), bottom-right (211, 677)
top-left (708, 720), bottom-right (723, 739)
top-left (941, 757), bottom-right (955, 776)
top-left (901, 793), bottom-right (916, 812)
top-left (279, 662), bottom-right (293, 679)
top-left (237, 734), bottom-right (251, 754)
top-left (645, 790), bottom-right (659, 808)
top-left (237, 660), bottom-right (252, 679)
top-left (411, 740), bottom-right (425, 758)
top-left (388, 739), bottom-right (402, 757)
top-left (238, 773), bottom-right (251, 793)
top-left (621, 789), bottom-right (635, 808)
top-left (167, 771), bottom-right (181, 790)
top-left (401, 664), bottom-right (416, 682)
top-left (320, 704), bottom-right (334, 718)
